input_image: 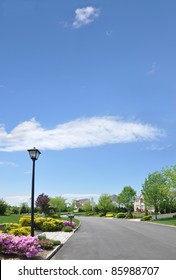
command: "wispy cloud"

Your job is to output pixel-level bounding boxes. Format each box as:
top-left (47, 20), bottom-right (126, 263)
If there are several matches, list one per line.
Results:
top-left (73, 6), bottom-right (100, 28)
top-left (147, 62), bottom-right (157, 75)
top-left (0, 161), bottom-right (18, 167)
top-left (146, 143), bottom-right (171, 151)
top-left (4, 195), bottom-right (30, 206)
top-left (0, 116), bottom-right (165, 152)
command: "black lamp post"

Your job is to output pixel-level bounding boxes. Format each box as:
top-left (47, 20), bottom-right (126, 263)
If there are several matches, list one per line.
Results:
top-left (27, 147), bottom-right (41, 236)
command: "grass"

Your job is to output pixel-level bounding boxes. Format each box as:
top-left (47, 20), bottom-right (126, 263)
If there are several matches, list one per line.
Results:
top-left (0, 214), bottom-right (22, 223)
top-left (149, 216), bottom-right (176, 226)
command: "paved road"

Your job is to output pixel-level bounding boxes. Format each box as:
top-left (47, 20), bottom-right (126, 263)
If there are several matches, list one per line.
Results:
top-left (51, 217), bottom-right (176, 260)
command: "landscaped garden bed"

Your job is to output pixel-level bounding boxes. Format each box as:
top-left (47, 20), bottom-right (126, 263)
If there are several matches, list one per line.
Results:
top-left (0, 214), bottom-right (80, 260)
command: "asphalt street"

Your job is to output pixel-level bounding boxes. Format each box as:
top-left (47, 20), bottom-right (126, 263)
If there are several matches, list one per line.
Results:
top-left (51, 217), bottom-right (176, 260)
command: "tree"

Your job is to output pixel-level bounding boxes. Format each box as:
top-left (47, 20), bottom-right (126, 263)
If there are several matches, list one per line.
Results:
top-left (81, 201), bottom-right (93, 213)
top-left (35, 193), bottom-right (50, 214)
top-left (142, 171), bottom-right (168, 219)
top-left (0, 199), bottom-right (8, 215)
top-left (162, 165), bottom-right (176, 189)
top-left (20, 202), bottom-right (30, 214)
top-left (67, 200), bottom-right (76, 213)
top-left (49, 196), bottom-right (67, 215)
top-left (118, 186), bottom-right (136, 212)
top-left (97, 194), bottom-right (115, 214)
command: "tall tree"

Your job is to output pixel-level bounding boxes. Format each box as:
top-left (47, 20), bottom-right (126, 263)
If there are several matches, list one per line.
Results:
top-left (0, 199), bottom-right (8, 215)
top-left (81, 201), bottom-right (93, 212)
top-left (142, 171), bottom-right (168, 219)
top-left (35, 193), bottom-right (50, 215)
top-left (118, 186), bottom-right (136, 212)
top-left (49, 196), bottom-right (67, 215)
top-left (97, 194), bottom-right (115, 214)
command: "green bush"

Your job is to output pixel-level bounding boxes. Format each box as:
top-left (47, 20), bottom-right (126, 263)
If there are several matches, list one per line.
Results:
top-left (99, 212), bottom-right (105, 217)
top-left (50, 239), bottom-right (61, 246)
top-left (116, 212), bottom-right (126, 219)
top-left (86, 212), bottom-right (95, 216)
top-left (125, 212), bottom-right (133, 219)
top-left (63, 226), bottom-right (73, 232)
top-left (141, 215), bottom-right (152, 221)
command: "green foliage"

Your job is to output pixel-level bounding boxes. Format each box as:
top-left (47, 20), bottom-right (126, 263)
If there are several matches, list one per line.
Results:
top-left (81, 201), bottom-right (93, 212)
top-left (125, 212), bottom-right (133, 219)
top-left (118, 186), bottom-right (136, 210)
top-left (142, 171), bottom-right (168, 219)
top-left (141, 215), bottom-right (152, 221)
top-left (99, 212), bottom-right (105, 217)
top-left (19, 203), bottom-right (30, 214)
top-left (0, 199), bottom-right (8, 215)
top-left (39, 239), bottom-right (54, 250)
top-left (97, 194), bottom-right (115, 214)
top-left (116, 212), bottom-right (126, 218)
top-left (49, 196), bottom-right (67, 214)
top-left (63, 226), bottom-right (73, 232)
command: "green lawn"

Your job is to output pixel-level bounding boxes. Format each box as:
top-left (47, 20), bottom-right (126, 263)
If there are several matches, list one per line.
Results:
top-left (0, 214), bottom-right (22, 223)
top-left (149, 216), bottom-right (176, 226)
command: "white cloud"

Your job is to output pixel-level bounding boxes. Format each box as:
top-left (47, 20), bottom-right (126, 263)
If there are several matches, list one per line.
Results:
top-left (0, 116), bottom-right (165, 152)
top-left (73, 6), bottom-right (100, 28)
top-left (4, 195), bottom-right (30, 206)
top-left (0, 161), bottom-right (18, 167)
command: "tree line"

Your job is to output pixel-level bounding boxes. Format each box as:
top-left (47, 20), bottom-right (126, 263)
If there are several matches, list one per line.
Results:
top-left (0, 165), bottom-right (176, 218)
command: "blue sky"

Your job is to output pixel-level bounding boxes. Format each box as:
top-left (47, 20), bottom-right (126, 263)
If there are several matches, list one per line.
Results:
top-left (0, 0), bottom-right (176, 206)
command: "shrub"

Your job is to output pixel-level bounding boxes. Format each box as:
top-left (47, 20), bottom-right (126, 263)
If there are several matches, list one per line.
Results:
top-left (63, 226), bottom-right (73, 232)
top-left (125, 212), bottom-right (133, 219)
top-left (38, 234), bottom-right (47, 241)
top-left (8, 226), bottom-right (31, 236)
top-left (34, 217), bottom-right (46, 230)
top-left (63, 221), bottom-right (76, 228)
top-left (50, 239), bottom-right (61, 246)
top-left (3, 223), bottom-right (20, 233)
top-left (99, 213), bottom-right (105, 217)
top-left (106, 213), bottom-right (114, 217)
top-left (39, 239), bottom-right (54, 250)
top-left (0, 233), bottom-right (42, 258)
top-left (19, 216), bottom-right (31, 226)
top-left (41, 221), bottom-right (57, 232)
top-left (86, 212), bottom-right (95, 216)
top-left (141, 215), bottom-right (152, 221)
top-left (116, 212), bottom-right (126, 219)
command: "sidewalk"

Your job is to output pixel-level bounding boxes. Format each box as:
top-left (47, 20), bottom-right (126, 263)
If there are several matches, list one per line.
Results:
top-left (36, 231), bottom-right (74, 260)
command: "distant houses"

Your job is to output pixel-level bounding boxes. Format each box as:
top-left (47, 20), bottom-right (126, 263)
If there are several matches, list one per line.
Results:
top-left (73, 193), bottom-right (148, 213)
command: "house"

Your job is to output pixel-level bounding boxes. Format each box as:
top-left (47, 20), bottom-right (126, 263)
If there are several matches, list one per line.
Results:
top-left (134, 194), bottom-right (145, 212)
top-left (74, 198), bottom-right (93, 212)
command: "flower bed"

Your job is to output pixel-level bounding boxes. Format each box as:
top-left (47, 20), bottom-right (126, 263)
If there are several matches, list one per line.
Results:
top-left (0, 233), bottom-right (42, 258)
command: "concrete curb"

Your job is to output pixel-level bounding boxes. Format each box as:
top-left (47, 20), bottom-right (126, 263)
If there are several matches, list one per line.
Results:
top-left (46, 222), bottom-right (81, 260)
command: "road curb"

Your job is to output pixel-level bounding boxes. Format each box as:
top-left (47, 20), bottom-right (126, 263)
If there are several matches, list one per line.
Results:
top-left (46, 222), bottom-right (81, 260)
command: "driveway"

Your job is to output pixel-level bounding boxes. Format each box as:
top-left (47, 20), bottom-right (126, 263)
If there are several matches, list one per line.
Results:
top-left (51, 217), bottom-right (176, 260)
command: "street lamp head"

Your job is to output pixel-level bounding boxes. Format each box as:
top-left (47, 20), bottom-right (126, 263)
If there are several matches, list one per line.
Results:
top-left (28, 147), bottom-right (41, 160)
